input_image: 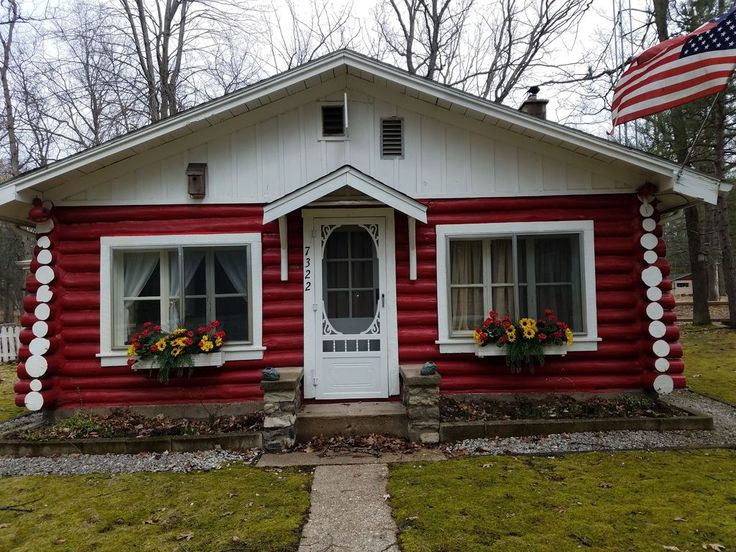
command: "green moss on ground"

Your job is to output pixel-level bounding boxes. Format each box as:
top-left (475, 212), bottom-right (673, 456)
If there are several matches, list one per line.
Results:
top-left (388, 450), bottom-right (736, 552)
top-left (0, 363), bottom-right (24, 422)
top-left (0, 465), bottom-right (312, 552)
top-left (681, 325), bottom-right (736, 405)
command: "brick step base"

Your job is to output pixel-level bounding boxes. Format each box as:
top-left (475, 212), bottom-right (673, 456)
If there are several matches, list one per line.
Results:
top-left (295, 402), bottom-right (408, 443)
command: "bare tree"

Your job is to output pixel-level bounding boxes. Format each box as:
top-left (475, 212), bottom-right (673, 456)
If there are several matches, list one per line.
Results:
top-left (0, 0), bottom-right (20, 175)
top-left (260, 0), bottom-right (357, 73)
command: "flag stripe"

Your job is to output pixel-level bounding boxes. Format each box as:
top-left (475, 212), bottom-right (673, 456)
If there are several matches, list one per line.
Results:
top-left (613, 81), bottom-right (729, 125)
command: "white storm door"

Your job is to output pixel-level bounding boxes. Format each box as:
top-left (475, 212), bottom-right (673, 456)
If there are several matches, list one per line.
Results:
top-left (312, 218), bottom-right (389, 399)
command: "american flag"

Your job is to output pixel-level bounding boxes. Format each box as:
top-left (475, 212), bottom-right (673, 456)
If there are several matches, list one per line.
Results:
top-left (611, 5), bottom-right (736, 128)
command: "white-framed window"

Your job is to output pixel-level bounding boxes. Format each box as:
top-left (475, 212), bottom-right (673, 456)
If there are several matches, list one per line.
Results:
top-left (435, 221), bottom-right (599, 354)
top-left (98, 233), bottom-right (264, 366)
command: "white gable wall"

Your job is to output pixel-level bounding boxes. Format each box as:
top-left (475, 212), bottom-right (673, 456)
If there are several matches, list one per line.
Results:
top-left (52, 77), bottom-right (644, 206)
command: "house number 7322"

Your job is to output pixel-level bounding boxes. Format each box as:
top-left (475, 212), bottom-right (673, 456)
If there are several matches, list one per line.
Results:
top-left (304, 246), bottom-right (312, 291)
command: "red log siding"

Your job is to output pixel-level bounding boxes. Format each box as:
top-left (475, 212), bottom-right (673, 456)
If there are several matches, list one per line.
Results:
top-left (394, 196), bottom-right (683, 394)
top-left (14, 194), bottom-right (683, 409)
top-left (16, 206), bottom-right (304, 409)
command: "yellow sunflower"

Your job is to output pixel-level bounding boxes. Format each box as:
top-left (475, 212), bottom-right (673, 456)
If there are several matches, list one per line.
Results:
top-left (127, 345), bottom-right (136, 357)
top-left (565, 328), bottom-right (574, 346)
top-left (523, 328), bottom-right (536, 340)
top-left (155, 338), bottom-right (167, 351)
top-left (505, 327), bottom-right (517, 343)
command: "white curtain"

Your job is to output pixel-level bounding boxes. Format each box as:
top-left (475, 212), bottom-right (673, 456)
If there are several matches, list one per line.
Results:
top-left (169, 251), bottom-right (205, 328)
top-left (450, 241), bottom-right (483, 332)
top-left (124, 252), bottom-right (159, 299)
top-left (216, 249), bottom-right (249, 295)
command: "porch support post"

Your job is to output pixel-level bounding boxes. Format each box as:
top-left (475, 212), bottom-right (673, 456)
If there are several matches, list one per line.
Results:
top-left (261, 367), bottom-right (303, 451)
top-left (279, 216), bottom-right (288, 281)
top-left (400, 365), bottom-right (441, 443)
top-left (408, 217), bottom-right (417, 281)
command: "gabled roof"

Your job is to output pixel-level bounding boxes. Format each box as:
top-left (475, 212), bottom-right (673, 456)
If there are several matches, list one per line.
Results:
top-left (0, 49), bottom-right (729, 224)
top-left (263, 165), bottom-right (428, 224)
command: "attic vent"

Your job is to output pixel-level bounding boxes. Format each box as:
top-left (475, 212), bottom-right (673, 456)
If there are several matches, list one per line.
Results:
top-left (322, 105), bottom-right (345, 136)
top-left (381, 117), bottom-right (403, 158)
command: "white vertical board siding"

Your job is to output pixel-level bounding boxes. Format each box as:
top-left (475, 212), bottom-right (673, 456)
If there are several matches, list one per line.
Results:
top-left (56, 84), bottom-right (642, 205)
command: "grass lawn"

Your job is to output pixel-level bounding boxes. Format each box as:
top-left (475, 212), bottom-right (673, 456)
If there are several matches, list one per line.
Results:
top-left (0, 464), bottom-right (312, 552)
top-left (681, 325), bottom-right (736, 405)
top-left (389, 450), bottom-right (736, 552)
top-left (0, 363), bottom-right (23, 423)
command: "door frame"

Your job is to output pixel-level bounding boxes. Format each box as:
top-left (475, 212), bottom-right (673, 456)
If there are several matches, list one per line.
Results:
top-left (302, 208), bottom-right (400, 399)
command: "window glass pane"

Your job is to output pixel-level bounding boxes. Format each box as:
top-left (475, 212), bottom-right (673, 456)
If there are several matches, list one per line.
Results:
top-left (215, 297), bottom-right (249, 341)
top-left (327, 291), bottom-right (350, 318)
top-left (325, 230), bottom-right (348, 258)
top-left (491, 286), bottom-right (515, 317)
top-left (450, 241), bottom-right (482, 285)
top-left (124, 299), bottom-right (160, 340)
top-left (451, 287), bottom-right (483, 332)
top-left (215, 249), bottom-right (248, 295)
top-left (535, 236), bottom-right (575, 283)
top-left (184, 250), bottom-right (207, 295)
top-left (352, 290), bottom-right (375, 318)
top-left (351, 230), bottom-right (374, 258)
top-left (327, 261), bottom-right (350, 288)
top-left (537, 285), bottom-right (582, 331)
top-left (123, 252), bottom-right (160, 297)
top-left (490, 239), bottom-right (513, 284)
top-left (184, 298), bottom-right (207, 330)
top-left (351, 260), bottom-right (375, 288)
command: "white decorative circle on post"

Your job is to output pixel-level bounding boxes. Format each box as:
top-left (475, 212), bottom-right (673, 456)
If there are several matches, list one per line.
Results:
top-left (641, 266), bottom-right (663, 287)
top-left (32, 320), bottom-right (49, 338)
top-left (655, 358), bottom-right (670, 373)
top-left (37, 235), bottom-right (51, 249)
top-left (36, 285), bottom-right (53, 303)
top-left (29, 337), bottom-right (50, 356)
top-left (646, 286), bottom-right (663, 302)
top-left (24, 391), bottom-right (44, 411)
top-left (653, 374), bottom-right (674, 395)
top-left (642, 218), bottom-right (656, 232)
top-left (652, 339), bottom-right (670, 358)
top-left (646, 302), bottom-right (664, 320)
top-left (36, 249), bottom-right (53, 265)
top-left (643, 250), bottom-right (658, 265)
top-left (640, 233), bottom-right (658, 250)
top-left (35, 219), bottom-right (54, 234)
top-left (25, 355), bottom-right (48, 378)
top-left (29, 379), bottom-right (42, 392)
top-left (34, 303), bottom-right (51, 320)
top-left (639, 203), bottom-right (655, 217)
top-left (649, 320), bottom-right (666, 339)
top-left (35, 265), bottom-right (55, 285)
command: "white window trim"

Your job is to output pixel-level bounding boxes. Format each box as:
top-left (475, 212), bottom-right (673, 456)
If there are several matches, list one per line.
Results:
top-left (98, 233), bottom-right (264, 367)
top-left (435, 221), bottom-right (599, 355)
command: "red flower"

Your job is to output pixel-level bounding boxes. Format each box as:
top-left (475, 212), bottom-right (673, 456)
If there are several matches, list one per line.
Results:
top-left (483, 318), bottom-right (492, 326)
top-left (197, 326), bottom-right (206, 334)
top-left (549, 314), bottom-right (557, 322)
top-left (554, 331), bottom-right (562, 339)
top-left (215, 330), bottom-right (226, 339)
top-left (149, 345), bottom-right (157, 352)
top-left (143, 329), bottom-right (150, 337)
top-left (502, 320), bottom-right (511, 329)
top-left (544, 308), bottom-right (554, 316)
top-left (132, 341), bottom-right (140, 349)
top-left (185, 338), bottom-right (193, 346)
top-left (480, 331), bottom-right (488, 340)
top-left (212, 320), bottom-right (221, 327)
top-left (153, 325), bottom-right (161, 332)
top-left (143, 322), bottom-right (152, 328)
top-left (498, 336), bottom-right (507, 344)
top-left (187, 330), bottom-right (194, 337)
top-left (539, 332), bottom-right (547, 341)
top-left (489, 311), bottom-right (498, 319)
top-left (127, 358), bottom-right (135, 367)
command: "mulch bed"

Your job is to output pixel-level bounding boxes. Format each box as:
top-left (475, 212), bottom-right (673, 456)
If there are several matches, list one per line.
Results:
top-left (440, 394), bottom-right (688, 423)
top-left (7, 409), bottom-right (264, 441)
top-left (296, 434), bottom-right (423, 457)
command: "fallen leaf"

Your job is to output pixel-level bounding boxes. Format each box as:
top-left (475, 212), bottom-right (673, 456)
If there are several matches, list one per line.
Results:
top-left (702, 545), bottom-right (726, 551)
top-left (232, 536), bottom-right (241, 543)
top-left (673, 517), bottom-right (688, 522)
top-left (220, 511), bottom-right (234, 518)
top-left (53, 539), bottom-right (66, 545)
top-left (599, 483), bottom-right (613, 488)
top-left (383, 494), bottom-right (391, 500)
top-left (176, 532), bottom-right (194, 541)
top-left (0, 524), bottom-right (8, 529)
top-left (662, 546), bottom-right (681, 551)
top-left (143, 519), bottom-right (157, 525)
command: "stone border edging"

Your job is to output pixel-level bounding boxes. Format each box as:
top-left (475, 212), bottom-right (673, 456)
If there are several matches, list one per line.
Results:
top-left (440, 406), bottom-right (713, 442)
top-left (0, 431), bottom-right (262, 458)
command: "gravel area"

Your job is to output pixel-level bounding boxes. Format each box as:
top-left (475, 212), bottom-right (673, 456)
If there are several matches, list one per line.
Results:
top-left (0, 448), bottom-right (261, 477)
top-left (0, 412), bottom-right (43, 436)
top-left (444, 390), bottom-right (736, 456)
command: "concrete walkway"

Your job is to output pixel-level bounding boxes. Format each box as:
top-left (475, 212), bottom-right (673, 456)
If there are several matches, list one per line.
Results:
top-left (298, 464), bottom-right (400, 552)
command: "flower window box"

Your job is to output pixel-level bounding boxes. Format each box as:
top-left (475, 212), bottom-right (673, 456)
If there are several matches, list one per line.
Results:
top-left (132, 351), bottom-right (224, 371)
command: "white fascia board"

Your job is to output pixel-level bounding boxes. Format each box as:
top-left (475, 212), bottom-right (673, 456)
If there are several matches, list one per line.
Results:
top-left (263, 166), bottom-right (428, 224)
top-left (671, 169), bottom-right (723, 205)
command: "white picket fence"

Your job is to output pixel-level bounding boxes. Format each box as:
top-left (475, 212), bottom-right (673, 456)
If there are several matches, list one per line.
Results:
top-left (0, 325), bottom-right (21, 363)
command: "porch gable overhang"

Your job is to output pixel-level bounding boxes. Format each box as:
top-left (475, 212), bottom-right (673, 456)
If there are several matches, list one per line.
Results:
top-left (262, 165), bottom-right (428, 224)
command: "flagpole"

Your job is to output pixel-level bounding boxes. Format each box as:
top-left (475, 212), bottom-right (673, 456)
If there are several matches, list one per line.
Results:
top-left (676, 91), bottom-right (722, 179)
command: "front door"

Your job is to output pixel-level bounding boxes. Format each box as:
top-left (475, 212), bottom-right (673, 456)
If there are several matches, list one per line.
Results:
top-left (303, 212), bottom-right (393, 399)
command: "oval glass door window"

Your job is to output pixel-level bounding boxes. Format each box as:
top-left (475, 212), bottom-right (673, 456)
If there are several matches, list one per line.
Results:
top-left (323, 225), bottom-right (379, 334)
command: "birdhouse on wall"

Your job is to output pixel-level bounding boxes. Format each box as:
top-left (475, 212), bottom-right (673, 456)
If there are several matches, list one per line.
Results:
top-left (186, 163), bottom-right (207, 199)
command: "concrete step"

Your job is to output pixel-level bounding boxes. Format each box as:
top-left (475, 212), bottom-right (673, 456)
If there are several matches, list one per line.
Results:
top-left (296, 402), bottom-right (408, 443)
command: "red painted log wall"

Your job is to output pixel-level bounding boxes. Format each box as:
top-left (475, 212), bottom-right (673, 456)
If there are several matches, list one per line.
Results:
top-left (14, 194), bottom-right (684, 409)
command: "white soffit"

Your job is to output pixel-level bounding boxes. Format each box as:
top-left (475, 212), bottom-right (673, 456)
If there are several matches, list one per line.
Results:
top-left (263, 165), bottom-right (428, 224)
